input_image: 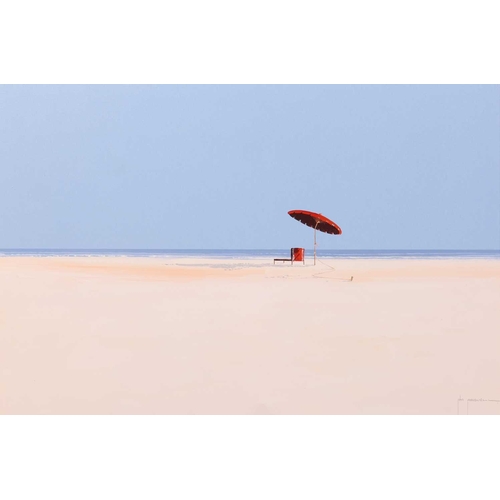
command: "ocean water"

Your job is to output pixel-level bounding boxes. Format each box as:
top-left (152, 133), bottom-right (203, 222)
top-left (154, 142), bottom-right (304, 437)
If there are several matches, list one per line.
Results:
top-left (0, 249), bottom-right (499, 259)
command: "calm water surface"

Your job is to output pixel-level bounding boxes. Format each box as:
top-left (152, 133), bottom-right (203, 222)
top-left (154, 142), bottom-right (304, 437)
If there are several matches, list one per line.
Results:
top-left (1, 249), bottom-right (499, 259)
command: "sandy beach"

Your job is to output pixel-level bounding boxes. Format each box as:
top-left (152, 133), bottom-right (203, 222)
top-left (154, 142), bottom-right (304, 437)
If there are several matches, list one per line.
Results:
top-left (1, 257), bottom-right (499, 414)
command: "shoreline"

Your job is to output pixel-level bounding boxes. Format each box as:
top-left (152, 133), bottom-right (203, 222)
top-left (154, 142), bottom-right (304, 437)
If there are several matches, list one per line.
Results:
top-left (1, 249), bottom-right (499, 260)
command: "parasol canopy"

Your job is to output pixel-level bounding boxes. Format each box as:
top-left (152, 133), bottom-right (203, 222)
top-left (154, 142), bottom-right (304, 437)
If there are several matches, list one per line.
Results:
top-left (288, 210), bottom-right (342, 235)
top-left (288, 210), bottom-right (342, 264)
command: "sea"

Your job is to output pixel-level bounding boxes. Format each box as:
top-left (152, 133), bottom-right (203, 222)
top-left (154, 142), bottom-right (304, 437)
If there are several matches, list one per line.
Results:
top-left (0, 249), bottom-right (499, 259)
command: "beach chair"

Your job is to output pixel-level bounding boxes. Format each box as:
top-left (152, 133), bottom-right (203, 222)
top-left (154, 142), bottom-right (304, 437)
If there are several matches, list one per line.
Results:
top-left (274, 248), bottom-right (305, 265)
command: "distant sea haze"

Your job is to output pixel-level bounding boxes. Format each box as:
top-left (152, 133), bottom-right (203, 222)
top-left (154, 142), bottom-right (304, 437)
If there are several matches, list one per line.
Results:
top-left (0, 249), bottom-right (499, 259)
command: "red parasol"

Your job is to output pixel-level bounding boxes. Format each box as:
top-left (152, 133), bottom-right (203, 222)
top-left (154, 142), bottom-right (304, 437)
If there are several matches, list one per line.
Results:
top-left (288, 210), bottom-right (342, 265)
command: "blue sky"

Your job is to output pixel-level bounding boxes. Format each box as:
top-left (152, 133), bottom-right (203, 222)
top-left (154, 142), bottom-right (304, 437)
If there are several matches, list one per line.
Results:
top-left (0, 85), bottom-right (498, 249)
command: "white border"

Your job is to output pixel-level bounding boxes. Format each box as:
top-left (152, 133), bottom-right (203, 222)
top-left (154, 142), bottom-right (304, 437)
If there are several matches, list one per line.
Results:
top-left (1, 1), bottom-right (499, 83)
top-left (1, 416), bottom-right (499, 500)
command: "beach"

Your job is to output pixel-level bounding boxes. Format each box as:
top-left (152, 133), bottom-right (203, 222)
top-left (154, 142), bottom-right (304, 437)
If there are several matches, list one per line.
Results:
top-left (1, 256), bottom-right (499, 414)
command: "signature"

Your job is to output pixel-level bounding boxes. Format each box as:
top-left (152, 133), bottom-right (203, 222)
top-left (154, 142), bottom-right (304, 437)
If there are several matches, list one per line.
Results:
top-left (457, 396), bottom-right (500, 414)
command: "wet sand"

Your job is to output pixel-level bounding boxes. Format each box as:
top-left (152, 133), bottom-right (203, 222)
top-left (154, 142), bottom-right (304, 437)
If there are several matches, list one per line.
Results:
top-left (1, 257), bottom-right (499, 414)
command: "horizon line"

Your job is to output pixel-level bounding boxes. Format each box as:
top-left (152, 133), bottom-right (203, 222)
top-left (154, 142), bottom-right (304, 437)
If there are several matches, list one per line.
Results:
top-left (1, 248), bottom-right (499, 252)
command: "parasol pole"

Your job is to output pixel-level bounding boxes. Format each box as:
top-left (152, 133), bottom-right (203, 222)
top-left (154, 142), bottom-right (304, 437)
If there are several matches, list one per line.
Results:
top-left (314, 221), bottom-right (319, 266)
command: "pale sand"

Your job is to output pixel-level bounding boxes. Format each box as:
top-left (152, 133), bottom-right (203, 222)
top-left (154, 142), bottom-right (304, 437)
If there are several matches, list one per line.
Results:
top-left (0, 257), bottom-right (499, 414)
